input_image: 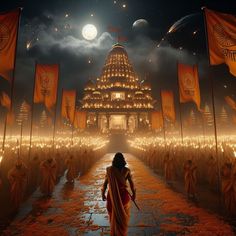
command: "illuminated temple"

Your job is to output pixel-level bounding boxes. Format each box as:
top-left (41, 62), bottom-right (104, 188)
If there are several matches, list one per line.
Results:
top-left (81, 43), bottom-right (156, 132)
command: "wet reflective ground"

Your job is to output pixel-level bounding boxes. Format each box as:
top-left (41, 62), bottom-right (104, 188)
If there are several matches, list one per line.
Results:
top-left (2, 153), bottom-right (235, 235)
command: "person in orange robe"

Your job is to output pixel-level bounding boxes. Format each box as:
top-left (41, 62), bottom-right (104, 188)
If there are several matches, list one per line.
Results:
top-left (40, 156), bottom-right (57, 197)
top-left (101, 153), bottom-right (136, 236)
top-left (7, 159), bottom-right (28, 209)
top-left (164, 153), bottom-right (175, 182)
top-left (184, 160), bottom-right (197, 199)
top-left (221, 163), bottom-right (236, 216)
top-left (65, 155), bottom-right (77, 182)
top-left (207, 156), bottom-right (218, 189)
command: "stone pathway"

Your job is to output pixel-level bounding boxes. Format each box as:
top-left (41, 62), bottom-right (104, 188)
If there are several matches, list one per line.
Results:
top-left (2, 153), bottom-right (235, 236)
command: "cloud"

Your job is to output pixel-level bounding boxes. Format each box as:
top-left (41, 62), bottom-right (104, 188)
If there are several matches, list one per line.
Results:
top-left (15, 11), bottom-right (115, 103)
top-left (37, 31), bottom-right (114, 56)
top-left (14, 10), bottom-right (211, 108)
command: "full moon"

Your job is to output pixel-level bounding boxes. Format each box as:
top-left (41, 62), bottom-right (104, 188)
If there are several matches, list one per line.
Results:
top-left (82, 24), bottom-right (97, 40)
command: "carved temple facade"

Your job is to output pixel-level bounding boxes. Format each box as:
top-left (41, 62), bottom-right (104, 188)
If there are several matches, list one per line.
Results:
top-left (81, 43), bottom-right (155, 132)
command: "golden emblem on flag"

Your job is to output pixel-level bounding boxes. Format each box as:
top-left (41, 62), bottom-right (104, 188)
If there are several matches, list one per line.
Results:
top-left (0, 9), bottom-right (20, 81)
top-left (213, 24), bottom-right (236, 48)
top-left (213, 24), bottom-right (236, 62)
top-left (178, 63), bottom-right (201, 111)
top-left (39, 72), bottom-right (54, 97)
top-left (182, 72), bottom-right (195, 96)
top-left (34, 64), bottom-right (59, 111)
top-left (204, 8), bottom-right (236, 76)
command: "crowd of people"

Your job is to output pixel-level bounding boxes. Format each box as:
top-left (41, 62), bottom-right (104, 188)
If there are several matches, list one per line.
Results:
top-left (0, 138), bottom-right (107, 225)
top-left (130, 137), bottom-right (236, 217)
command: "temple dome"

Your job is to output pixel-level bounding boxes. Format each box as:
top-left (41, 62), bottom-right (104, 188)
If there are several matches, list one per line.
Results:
top-left (100, 44), bottom-right (136, 83)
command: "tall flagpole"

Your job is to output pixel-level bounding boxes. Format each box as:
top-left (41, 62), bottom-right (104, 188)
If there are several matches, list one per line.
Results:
top-left (195, 62), bottom-right (205, 143)
top-left (160, 90), bottom-right (166, 144)
top-left (1, 8), bottom-right (22, 153)
top-left (52, 64), bottom-right (60, 151)
top-left (28, 62), bottom-right (37, 160)
top-left (71, 92), bottom-right (77, 146)
top-left (10, 8), bottom-right (22, 110)
top-left (176, 62), bottom-right (184, 143)
top-left (60, 88), bottom-right (64, 139)
top-left (201, 113), bottom-right (206, 145)
top-left (1, 117), bottom-right (7, 152)
top-left (20, 121), bottom-right (23, 155)
top-left (202, 6), bottom-right (221, 209)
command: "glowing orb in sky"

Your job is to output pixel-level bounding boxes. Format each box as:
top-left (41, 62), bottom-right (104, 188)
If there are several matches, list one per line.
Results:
top-left (82, 24), bottom-right (97, 40)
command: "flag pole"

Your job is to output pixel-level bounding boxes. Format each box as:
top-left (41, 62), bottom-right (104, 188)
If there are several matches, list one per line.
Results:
top-left (52, 64), bottom-right (60, 151)
top-left (71, 121), bottom-right (74, 146)
top-left (60, 88), bottom-right (64, 139)
top-left (1, 8), bottom-right (22, 154)
top-left (160, 90), bottom-right (166, 144)
top-left (176, 62), bottom-right (184, 143)
top-left (10, 8), bottom-right (22, 111)
top-left (20, 121), bottom-right (23, 155)
top-left (1, 116), bottom-right (7, 152)
top-left (196, 61), bottom-right (205, 144)
top-left (71, 92), bottom-right (77, 146)
top-left (202, 6), bottom-right (221, 209)
top-left (28, 62), bottom-right (37, 160)
top-left (201, 113), bottom-right (206, 145)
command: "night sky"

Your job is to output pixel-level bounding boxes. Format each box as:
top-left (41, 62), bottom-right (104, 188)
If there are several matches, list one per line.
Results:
top-left (1, 0), bottom-right (236, 118)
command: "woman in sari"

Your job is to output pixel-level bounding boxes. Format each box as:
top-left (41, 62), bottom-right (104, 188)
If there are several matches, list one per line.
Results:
top-left (101, 153), bottom-right (136, 236)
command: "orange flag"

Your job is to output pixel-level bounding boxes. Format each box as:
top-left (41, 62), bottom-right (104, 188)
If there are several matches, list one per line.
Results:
top-left (0, 92), bottom-right (11, 110)
top-left (178, 63), bottom-right (201, 110)
top-left (0, 9), bottom-right (20, 82)
top-left (61, 90), bottom-right (76, 123)
top-left (151, 111), bottom-right (163, 130)
top-left (225, 96), bottom-right (236, 110)
top-left (74, 111), bottom-right (87, 129)
top-left (161, 90), bottom-right (176, 122)
top-left (6, 111), bottom-right (15, 125)
top-left (34, 64), bottom-right (59, 111)
top-left (204, 8), bottom-right (236, 76)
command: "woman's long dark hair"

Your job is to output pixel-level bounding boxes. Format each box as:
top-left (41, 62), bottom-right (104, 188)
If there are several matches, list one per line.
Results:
top-left (112, 152), bottom-right (126, 170)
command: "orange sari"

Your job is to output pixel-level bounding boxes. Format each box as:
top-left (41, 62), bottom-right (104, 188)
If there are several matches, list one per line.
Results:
top-left (106, 166), bottom-right (130, 236)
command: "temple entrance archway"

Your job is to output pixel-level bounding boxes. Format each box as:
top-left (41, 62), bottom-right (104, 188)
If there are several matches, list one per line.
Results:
top-left (109, 115), bottom-right (127, 130)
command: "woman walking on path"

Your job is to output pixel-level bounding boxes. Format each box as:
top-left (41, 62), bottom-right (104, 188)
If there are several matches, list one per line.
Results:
top-left (101, 152), bottom-right (136, 236)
